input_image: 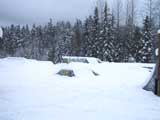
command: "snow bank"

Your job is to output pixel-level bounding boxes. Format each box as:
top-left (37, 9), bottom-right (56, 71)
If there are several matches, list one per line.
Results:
top-left (158, 29), bottom-right (160, 34)
top-left (0, 57), bottom-right (160, 120)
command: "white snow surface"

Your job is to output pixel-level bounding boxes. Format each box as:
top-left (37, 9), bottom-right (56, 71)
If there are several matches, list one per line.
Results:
top-left (0, 57), bottom-right (160, 120)
top-left (158, 29), bottom-right (160, 34)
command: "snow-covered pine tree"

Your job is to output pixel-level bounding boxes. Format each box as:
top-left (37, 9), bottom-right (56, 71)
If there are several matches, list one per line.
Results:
top-left (0, 27), bottom-right (4, 57)
top-left (48, 22), bottom-right (62, 63)
top-left (82, 16), bottom-right (94, 57)
top-left (60, 22), bottom-right (72, 56)
top-left (72, 19), bottom-right (83, 56)
top-left (101, 2), bottom-right (109, 61)
top-left (13, 25), bottom-right (25, 57)
top-left (48, 47), bottom-right (56, 63)
top-left (36, 25), bottom-right (44, 59)
top-left (48, 41), bottom-right (62, 64)
top-left (0, 27), bottom-right (3, 51)
top-left (4, 25), bottom-right (19, 55)
top-left (92, 6), bottom-right (100, 58)
top-left (44, 19), bottom-right (56, 49)
top-left (102, 3), bottom-right (115, 62)
top-left (139, 16), bottom-right (153, 63)
top-left (130, 26), bottom-right (143, 62)
top-left (18, 25), bottom-right (31, 58)
top-left (30, 24), bottom-right (39, 59)
top-left (50, 21), bottom-right (72, 63)
top-left (122, 15), bottom-right (134, 62)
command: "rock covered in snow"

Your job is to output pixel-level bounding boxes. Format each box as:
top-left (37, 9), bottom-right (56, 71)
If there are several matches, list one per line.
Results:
top-left (57, 69), bottom-right (75, 77)
top-left (158, 29), bottom-right (160, 34)
top-left (0, 27), bottom-right (3, 38)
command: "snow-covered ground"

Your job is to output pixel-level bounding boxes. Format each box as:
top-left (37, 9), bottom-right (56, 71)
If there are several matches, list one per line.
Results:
top-left (0, 57), bottom-right (160, 120)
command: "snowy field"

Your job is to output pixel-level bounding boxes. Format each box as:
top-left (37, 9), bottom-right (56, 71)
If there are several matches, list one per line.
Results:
top-left (0, 57), bottom-right (160, 120)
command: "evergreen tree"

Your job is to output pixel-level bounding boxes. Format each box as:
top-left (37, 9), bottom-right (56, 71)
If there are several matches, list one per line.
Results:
top-left (48, 47), bottom-right (56, 63)
top-left (0, 27), bottom-right (4, 51)
top-left (0, 5), bottom-right (157, 64)
top-left (92, 7), bottom-right (100, 58)
top-left (82, 16), bottom-right (94, 57)
top-left (101, 3), bottom-right (115, 62)
top-left (132, 26), bottom-right (143, 62)
top-left (72, 19), bottom-right (83, 56)
top-left (139, 16), bottom-right (153, 63)
top-left (4, 25), bottom-right (18, 55)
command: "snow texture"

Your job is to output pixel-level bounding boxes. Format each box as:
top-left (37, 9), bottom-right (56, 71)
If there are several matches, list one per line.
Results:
top-left (0, 57), bottom-right (160, 120)
top-left (158, 29), bottom-right (160, 34)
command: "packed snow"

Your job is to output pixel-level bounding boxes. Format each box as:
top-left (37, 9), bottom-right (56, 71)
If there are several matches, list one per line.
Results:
top-left (0, 57), bottom-right (160, 120)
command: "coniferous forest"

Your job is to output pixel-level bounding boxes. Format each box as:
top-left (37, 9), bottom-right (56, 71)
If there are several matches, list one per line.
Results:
top-left (0, 0), bottom-right (160, 63)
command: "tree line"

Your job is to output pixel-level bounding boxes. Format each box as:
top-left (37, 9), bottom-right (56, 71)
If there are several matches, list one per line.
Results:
top-left (0, 0), bottom-right (159, 63)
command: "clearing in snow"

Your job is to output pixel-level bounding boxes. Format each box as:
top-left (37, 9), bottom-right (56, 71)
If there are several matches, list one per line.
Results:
top-left (0, 57), bottom-right (160, 120)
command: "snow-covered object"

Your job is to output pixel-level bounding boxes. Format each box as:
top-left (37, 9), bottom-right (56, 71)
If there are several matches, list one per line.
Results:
top-left (155, 48), bottom-right (159, 56)
top-left (55, 62), bottom-right (99, 78)
top-left (0, 27), bottom-right (3, 38)
top-left (62, 56), bottom-right (102, 64)
top-left (158, 29), bottom-right (160, 34)
top-left (0, 57), bottom-right (160, 120)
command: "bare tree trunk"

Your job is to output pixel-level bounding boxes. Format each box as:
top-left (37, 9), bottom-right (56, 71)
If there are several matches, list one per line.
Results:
top-left (149, 0), bottom-right (153, 28)
top-left (131, 0), bottom-right (135, 40)
top-left (116, 0), bottom-right (122, 37)
top-left (126, 0), bottom-right (136, 34)
top-left (126, 0), bottom-right (129, 25)
top-left (97, 0), bottom-right (105, 22)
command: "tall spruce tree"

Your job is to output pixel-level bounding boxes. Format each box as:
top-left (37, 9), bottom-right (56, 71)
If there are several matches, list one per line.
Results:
top-left (132, 26), bottom-right (143, 62)
top-left (92, 7), bottom-right (100, 58)
top-left (139, 16), bottom-right (153, 63)
top-left (72, 19), bottom-right (83, 56)
top-left (101, 3), bottom-right (115, 62)
top-left (82, 16), bottom-right (94, 57)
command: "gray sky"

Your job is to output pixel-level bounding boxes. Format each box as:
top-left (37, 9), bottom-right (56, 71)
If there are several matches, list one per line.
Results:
top-left (0, 0), bottom-right (98, 26)
top-left (0, 0), bottom-right (144, 26)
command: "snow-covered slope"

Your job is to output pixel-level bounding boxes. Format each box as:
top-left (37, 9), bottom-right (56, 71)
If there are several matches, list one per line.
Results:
top-left (0, 57), bottom-right (160, 120)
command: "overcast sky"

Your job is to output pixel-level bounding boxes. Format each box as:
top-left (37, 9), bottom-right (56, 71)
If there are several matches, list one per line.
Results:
top-left (0, 0), bottom-right (97, 26)
top-left (0, 0), bottom-right (143, 26)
